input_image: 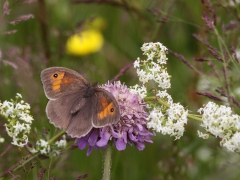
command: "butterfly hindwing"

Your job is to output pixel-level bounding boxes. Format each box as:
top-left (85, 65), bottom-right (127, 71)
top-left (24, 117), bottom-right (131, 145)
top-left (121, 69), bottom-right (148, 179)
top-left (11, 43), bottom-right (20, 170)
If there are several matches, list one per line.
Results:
top-left (92, 89), bottom-right (120, 127)
top-left (46, 91), bottom-right (86, 130)
top-left (66, 96), bottom-right (94, 138)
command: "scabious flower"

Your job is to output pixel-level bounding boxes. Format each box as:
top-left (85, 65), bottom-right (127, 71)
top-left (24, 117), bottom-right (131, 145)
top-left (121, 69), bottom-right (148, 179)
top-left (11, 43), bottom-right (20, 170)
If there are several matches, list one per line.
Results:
top-left (198, 102), bottom-right (240, 152)
top-left (76, 81), bottom-right (154, 156)
top-left (0, 93), bottom-right (33, 147)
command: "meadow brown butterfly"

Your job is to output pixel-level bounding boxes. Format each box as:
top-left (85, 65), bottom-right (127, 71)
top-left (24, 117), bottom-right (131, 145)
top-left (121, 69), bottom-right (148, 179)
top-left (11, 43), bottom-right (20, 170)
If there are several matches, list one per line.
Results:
top-left (41, 67), bottom-right (120, 138)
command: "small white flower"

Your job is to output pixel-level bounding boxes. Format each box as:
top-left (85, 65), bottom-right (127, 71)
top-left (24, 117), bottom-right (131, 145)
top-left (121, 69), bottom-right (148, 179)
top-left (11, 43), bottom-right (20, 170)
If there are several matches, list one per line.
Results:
top-left (0, 137), bottom-right (5, 143)
top-left (197, 130), bottom-right (209, 139)
top-left (16, 93), bottom-right (22, 98)
top-left (29, 148), bottom-right (38, 153)
top-left (11, 135), bottom-right (28, 147)
top-left (55, 139), bottom-right (67, 148)
top-left (55, 135), bottom-right (67, 148)
top-left (130, 84), bottom-right (147, 99)
top-left (37, 139), bottom-right (49, 147)
top-left (15, 103), bottom-right (25, 110)
top-left (13, 122), bottom-right (26, 134)
top-left (34, 139), bottom-right (51, 155)
top-left (133, 58), bottom-right (140, 68)
top-left (11, 137), bottom-right (20, 146)
top-left (24, 103), bottom-right (30, 110)
top-left (156, 90), bottom-right (173, 104)
top-left (40, 148), bottom-right (48, 155)
top-left (19, 112), bottom-right (34, 123)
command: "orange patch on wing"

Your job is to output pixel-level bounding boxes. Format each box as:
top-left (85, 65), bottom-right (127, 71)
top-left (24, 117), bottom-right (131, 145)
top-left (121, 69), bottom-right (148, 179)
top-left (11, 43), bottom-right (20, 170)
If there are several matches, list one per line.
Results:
top-left (63, 77), bottom-right (73, 84)
top-left (98, 102), bottom-right (114, 120)
top-left (51, 72), bottom-right (65, 91)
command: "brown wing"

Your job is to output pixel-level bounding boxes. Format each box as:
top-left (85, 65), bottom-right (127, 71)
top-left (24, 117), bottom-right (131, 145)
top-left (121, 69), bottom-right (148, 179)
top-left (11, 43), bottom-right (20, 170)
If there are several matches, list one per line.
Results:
top-left (41, 67), bottom-right (88, 100)
top-left (92, 89), bottom-right (120, 127)
top-left (46, 91), bottom-right (86, 130)
top-left (66, 96), bottom-right (94, 138)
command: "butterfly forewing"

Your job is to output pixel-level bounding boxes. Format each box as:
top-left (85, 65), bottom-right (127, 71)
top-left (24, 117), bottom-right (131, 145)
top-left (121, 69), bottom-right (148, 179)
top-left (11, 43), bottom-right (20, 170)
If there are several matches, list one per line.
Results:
top-left (41, 67), bottom-right (88, 100)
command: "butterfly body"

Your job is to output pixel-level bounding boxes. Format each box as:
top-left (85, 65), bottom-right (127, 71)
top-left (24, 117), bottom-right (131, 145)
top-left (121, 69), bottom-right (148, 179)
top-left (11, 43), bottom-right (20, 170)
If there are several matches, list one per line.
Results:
top-left (41, 67), bottom-right (120, 138)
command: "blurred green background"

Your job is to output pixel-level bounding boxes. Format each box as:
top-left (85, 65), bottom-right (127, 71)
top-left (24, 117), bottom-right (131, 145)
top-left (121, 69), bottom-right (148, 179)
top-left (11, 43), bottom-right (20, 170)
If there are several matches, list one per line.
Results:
top-left (1, 0), bottom-right (240, 179)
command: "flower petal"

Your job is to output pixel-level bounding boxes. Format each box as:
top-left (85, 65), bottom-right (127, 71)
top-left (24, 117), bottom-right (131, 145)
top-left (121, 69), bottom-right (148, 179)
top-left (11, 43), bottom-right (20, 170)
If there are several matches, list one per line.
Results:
top-left (88, 129), bottom-right (99, 146)
top-left (135, 142), bottom-right (145, 150)
top-left (96, 131), bottom-right (111, 147)
top-left (87, 146), bottom-right (93, 156)
top-left (78, 133), bottom-right (90, 149)
top-left (116, 138), bottom-right (126, 150)
top-left (128, 132), bottom-right (138, 142)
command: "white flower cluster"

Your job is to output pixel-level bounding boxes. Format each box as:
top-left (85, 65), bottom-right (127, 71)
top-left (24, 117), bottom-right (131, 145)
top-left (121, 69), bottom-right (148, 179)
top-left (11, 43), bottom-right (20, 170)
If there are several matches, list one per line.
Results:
top-left (130, 42), bottom-right (171, 98)
top-left (131, 42), bottom-right (188, 140)
top-left (198, 102), bottom-right (240, 152)
top-left (30, 135), bottom-right (67, 156)
top-left (147, 103), bottom-right (188, 140)
top-left (0, 93), bottom-right (33, 147)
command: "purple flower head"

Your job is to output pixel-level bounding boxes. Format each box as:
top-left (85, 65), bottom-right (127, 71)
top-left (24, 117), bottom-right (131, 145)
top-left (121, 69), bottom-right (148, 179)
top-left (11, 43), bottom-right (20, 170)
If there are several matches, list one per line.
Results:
top-left (76, 81), bottom-right (154, 156)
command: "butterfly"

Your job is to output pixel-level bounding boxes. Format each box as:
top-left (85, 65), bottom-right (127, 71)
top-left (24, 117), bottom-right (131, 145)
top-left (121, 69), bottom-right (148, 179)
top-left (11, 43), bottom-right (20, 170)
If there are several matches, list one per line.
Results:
top-left (41, 67), bottom-right (120, 138)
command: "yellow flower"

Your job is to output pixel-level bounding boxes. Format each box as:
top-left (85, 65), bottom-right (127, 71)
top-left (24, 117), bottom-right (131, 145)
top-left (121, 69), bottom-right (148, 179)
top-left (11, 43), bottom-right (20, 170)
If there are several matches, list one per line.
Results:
top-left (66, 17), bottom-right (106, 56)
top-left (66, 29), bottom-right (104, 56)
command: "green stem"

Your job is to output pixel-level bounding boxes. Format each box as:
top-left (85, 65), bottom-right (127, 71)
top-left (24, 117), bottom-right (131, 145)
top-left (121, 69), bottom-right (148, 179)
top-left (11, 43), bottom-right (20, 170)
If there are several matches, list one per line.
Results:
top-left (0, 130), bottom-right (66, 178)
top-left (187, 113), bottom-right (202, 122)
top-left (102, 145), bottom-right (112, 180)
top-left (145, 96), bottom-right (170, 107)
top-left (48, 130), bottom-right (66, 145)
top-left (0, 153), bottom-right (39, 178)
top-left (15, 130), bottom-right (66, 171)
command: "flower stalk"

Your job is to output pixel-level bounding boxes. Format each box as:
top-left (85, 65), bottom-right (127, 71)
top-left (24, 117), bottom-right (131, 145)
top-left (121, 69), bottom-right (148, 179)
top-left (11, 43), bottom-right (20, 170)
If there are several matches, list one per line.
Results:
top-left (48, 130), bottom-right (66, 145)
top-left (102, 145), bottom-right (112, 180)
top-left (0, 130), bottom-right (66, 178)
